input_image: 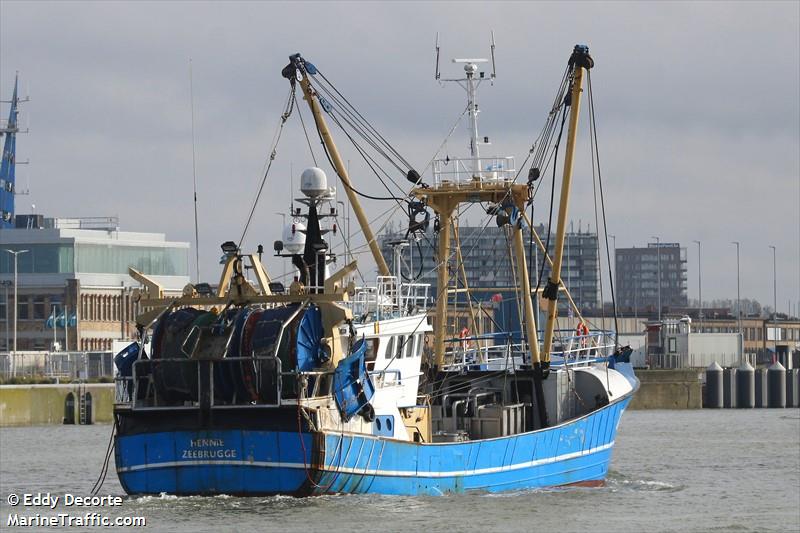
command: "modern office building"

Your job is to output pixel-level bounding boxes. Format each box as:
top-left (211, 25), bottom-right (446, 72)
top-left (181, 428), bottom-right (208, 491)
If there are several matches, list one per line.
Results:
top-left (1, 216), bottom-right (189, 352)
top-left (379, 222), bottom-right (601, 312)
top-left (615, 243), bottom-right (687, 314)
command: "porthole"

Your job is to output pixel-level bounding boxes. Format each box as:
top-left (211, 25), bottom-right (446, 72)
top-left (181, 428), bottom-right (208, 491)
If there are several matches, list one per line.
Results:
top-left (376, 418), bottom-right (382, 430)
top-left (386, 417), bottom-right (393, 431)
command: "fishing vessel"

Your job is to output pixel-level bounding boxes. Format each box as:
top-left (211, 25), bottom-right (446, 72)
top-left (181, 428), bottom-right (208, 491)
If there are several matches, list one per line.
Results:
top-left (112, 43), bottom-right (638, 496)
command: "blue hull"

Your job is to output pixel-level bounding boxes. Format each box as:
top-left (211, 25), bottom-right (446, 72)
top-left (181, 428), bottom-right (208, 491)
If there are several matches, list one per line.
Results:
top-left (115, 396), bottom-right (631, 496)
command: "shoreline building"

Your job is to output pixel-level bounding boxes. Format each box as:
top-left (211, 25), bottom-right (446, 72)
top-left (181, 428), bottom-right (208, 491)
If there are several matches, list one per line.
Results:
top-left (615, 242), bottom-right (687, 315)
top-left (380, 223), bottom-right (600, 310)
top-left (1, 216), bottom-right (189, 352)
top-left (379, 222), bottom-right (601, 335)
top-left (1, 75), bottom-right (190, 354)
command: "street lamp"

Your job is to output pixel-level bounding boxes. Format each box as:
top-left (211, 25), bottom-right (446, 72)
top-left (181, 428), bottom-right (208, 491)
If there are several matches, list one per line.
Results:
top-left (731, 241), bottom-right (741, 362)
top-left (1, 280), bottom-right (11, 355)
top-left (769, 245), bottom-right (777, 320)
top-left (4, 249), bottom-right (29, 377)
top-left (769, 245), bottom-right (777, 360)
top-left (693, 240), bottom-right (702, 332)
top-left (651, 236), bottom-right (661, 321)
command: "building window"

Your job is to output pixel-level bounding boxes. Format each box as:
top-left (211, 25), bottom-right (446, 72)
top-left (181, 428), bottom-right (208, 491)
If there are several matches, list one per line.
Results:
top-left (668, 337), bottom-right (677, 353)
top-left (0, 299), bottom-right (5, 320)
top-left (33, 296), bottom-right (47, 320)
top-left (0, 245), bottom-right (74, 274)
top-left (75, 244), bottom-right (188, 276)
top-left (17, 296), bottom-right (30, 320)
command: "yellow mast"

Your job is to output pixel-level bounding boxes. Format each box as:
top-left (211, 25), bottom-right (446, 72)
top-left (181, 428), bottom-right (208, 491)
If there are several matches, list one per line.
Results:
top-left (541, 46), bottom-right (594, 363)
top-left (413, 186), bottom-right (530, 367)
top-left (287, 56), bottom-right (391, 278)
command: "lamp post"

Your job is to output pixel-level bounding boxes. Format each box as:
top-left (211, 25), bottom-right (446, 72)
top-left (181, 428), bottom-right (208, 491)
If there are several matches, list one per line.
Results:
top-left (731, 241), bottom-right (741, 330)
top-left (769, 245), bottom-right (777, 360)
top-left (275, 212), bottom-right (287, 280)
top-left (1, 280), bottom-right (11, 356)
top-left (651, 236), bottom-right (661, 321)
top-left (693, 240), bottom-right (702, 332)
top-left (769, 245), bottom-right (777, 320)
top-left (4, 249), bottom-right (29, 378)
top-left (731, 241), bottom-right (741, 362)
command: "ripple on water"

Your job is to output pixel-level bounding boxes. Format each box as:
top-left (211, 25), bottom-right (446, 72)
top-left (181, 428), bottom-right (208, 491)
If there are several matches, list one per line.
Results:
top-left (606, 470), bottom-right (683, 493)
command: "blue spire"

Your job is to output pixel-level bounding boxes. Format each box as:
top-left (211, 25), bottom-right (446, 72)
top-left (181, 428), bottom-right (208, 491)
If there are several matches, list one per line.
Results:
top-left (0, 74), bottom-right (20, 229)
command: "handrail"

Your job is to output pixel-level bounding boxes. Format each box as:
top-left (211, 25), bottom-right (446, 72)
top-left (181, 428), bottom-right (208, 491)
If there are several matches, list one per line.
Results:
top-left (118, 356), bottom-right (404, 410)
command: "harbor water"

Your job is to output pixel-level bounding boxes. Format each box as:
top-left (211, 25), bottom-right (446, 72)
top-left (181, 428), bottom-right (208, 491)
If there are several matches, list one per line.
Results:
top-left (1, 410), bottom-right (798, 532)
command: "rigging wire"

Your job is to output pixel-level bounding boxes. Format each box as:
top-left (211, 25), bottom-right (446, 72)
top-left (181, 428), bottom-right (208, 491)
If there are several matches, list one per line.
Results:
top-left (589, 78), bottom-right (607, 333)
top-left (419, 103), bottom-right (470, 175)
top-left (188, 58), bottom-right (201, 283)
top-left (534, 99), bottom-right (570, 297)
top-left (311, 104), bottom-right (403, 202)
top-left (313, 69), bottom-right (414, 170)
top-left (327, 111), bottom-right (408, 205)
top-left (587, 70), bottom-right (620, 346)
top-left (238, 85), bottom-right (296, 249)
top-left (311, 75), bottom-right (409, 186)
top-left (296, 101), bottom-right (318, 167)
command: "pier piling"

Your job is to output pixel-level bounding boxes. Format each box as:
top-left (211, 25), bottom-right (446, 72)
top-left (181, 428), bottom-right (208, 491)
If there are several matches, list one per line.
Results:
top-left (767, 362), bottom-right (786, 408)
top-left (736, 361), bottom-right (755, 408)
top-left (705, 362), bottom-right (723, 408)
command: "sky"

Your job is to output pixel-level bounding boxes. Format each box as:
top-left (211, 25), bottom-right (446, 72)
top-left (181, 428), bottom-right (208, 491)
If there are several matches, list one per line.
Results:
top-left (1, 1), bottom-right (798, 313)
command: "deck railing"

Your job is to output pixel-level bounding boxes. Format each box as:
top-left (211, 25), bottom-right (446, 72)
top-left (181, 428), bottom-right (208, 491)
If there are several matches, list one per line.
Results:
top-left (440, 329), bottom-right (618, 372)
top-left (352, 276), bottom-right (429, 320)
top-left (432, 156), bottom-right (516, 187)
top-left (115, 356), bottom-right (406, 410)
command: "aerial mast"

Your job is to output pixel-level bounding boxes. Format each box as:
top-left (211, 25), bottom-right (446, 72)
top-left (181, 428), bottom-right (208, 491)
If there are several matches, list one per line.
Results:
top-left (416, 36), bottom-right (541, 374)
top-left (282, 54), bottom-right (391, 277)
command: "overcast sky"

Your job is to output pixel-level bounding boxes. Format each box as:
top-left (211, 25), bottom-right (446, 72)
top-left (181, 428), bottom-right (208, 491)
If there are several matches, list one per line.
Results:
top-left (1, 1), bottom-right (798, 312)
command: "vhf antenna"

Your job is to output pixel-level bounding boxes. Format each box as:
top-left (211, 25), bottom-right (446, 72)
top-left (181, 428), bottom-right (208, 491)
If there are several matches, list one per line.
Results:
top-left (435, 32), bottom-right (441, 80)
top-left (490, 30), bottom-right (497, 80)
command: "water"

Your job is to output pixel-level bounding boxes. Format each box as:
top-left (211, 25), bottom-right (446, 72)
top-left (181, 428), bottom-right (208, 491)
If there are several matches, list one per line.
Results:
top-left (1, 410), bottom-right (798, 532)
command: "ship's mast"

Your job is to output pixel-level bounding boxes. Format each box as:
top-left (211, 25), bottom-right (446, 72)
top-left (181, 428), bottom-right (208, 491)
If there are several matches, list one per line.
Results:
top-left (541, 45), bottom-right (594, 362)
top-left (417, 43), bottom-right (541, 371)
top-left (447, 58), bottom-right (490, 176)
top-left (283, 55), bottom-right (391, 278)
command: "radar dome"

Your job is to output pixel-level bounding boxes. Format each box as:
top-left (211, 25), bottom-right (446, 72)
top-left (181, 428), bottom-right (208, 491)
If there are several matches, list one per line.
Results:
top-left (300, 167), bottom-right (328, 197)
top-left (282, 221), bottom-right (306, 254)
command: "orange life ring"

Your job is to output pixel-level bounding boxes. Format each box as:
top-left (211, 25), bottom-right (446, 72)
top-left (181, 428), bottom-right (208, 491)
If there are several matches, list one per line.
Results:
top-left (460, 327), bottom-right (471, 350)
top-left (575, 322), bottom-right (590, 348)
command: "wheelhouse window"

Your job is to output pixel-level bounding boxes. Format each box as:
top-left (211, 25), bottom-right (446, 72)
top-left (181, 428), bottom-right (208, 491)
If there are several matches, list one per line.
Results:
top-left (365, 338), bottom-right (380, 362)
top-left (384, 337), bottom-right (394, 360)
top-left (405, 335), bottom-right (416, 358)
top-left (395, 335), bottom-right (405, 359)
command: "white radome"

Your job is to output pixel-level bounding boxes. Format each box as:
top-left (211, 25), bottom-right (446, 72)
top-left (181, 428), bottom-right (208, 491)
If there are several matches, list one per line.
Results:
top-left (300, 167), bottom-right (328, 198)
top-left (282, 221), bottom-right (306, 254)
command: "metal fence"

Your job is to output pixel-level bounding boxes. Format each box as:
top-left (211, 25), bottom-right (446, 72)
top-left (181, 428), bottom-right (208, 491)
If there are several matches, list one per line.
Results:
top-left (648, 352), bottom-right (755, 369)
top-left (0, 351), bottom-right (114, 380)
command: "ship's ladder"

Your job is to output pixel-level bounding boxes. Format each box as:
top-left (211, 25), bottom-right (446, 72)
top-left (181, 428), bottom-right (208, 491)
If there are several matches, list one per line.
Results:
top-left (77, 381), bottom-right (87, 425)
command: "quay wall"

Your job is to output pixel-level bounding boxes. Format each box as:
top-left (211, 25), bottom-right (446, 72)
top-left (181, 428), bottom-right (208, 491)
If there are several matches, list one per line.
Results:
top-left (628, 369), bottom-right (703, 410)
top-left (0, 370), bottom-right (707, 426)
top-left (0, 384), bottom-right (115, 427)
